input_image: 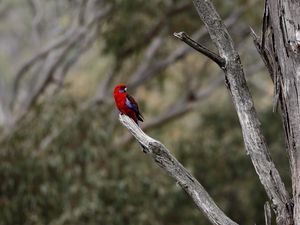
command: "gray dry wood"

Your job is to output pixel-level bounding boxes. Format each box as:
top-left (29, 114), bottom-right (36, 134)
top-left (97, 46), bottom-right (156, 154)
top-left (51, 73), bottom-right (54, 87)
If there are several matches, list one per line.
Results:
top-left (119, 114), bottom-right (238, 225)
top-left (251, 0), bottom-right (300, 224)
top-left (176, 0), bottom-right (292, 224)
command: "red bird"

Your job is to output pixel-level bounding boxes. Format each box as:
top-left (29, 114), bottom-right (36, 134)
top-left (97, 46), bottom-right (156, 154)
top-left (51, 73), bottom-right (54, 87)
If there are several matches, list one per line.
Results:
top-left (114, 84), bottom-right (144, 124)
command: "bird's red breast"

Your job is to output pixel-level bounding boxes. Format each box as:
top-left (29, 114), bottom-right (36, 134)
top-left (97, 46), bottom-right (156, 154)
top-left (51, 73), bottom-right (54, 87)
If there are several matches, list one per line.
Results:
top-left (114, 83), bottom-right (127, 111)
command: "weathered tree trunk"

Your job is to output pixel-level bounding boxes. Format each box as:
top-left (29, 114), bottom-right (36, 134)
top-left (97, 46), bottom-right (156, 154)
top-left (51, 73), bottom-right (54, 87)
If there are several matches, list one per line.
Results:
top-left (253, 0), bottom-right (300, 224)
top-left (120, 0), bottom-right (300, 225)
top-left (188, 0), bottom-right (293, 224)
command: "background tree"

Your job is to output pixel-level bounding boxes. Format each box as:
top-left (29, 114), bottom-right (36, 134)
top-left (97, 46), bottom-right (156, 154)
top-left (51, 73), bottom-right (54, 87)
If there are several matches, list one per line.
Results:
top-left (0, 0), bottom-right (296, 225)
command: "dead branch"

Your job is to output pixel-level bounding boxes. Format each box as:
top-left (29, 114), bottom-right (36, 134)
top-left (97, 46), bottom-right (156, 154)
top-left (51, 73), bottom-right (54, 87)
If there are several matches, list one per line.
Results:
top-left (251, 0), bottom-right (300, 224)
top-left (176, 0), bottom-right (292, 224)
top-left (119, 114), bottom-right (238, 225)
top-left (128, 7), bottom-right (246, 90)
top-left (264, 202), bottom-right (272, 225)
top-left (173, 32), bottom-right (225, 67)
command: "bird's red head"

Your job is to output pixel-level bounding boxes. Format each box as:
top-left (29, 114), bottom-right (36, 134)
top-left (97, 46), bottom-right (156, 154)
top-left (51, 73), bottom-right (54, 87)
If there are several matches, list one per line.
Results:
top-left (114, 83), bottom-right (127, 95)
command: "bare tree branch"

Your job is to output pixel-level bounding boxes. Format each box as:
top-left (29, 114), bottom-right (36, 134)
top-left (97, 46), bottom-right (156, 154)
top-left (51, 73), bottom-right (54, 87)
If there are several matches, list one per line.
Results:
top-left (264, 202), bottom-right (272, 225)
top-left (176, 0), bottom-right (292, 224)
top-left (119, 114), bottom-right (238, 225)
top-left (251, 0), bottom-right (300, 224)
top-left (173, 32), bottom-right (225, 67)
top-left (128, 7), bottom-right (246, 90)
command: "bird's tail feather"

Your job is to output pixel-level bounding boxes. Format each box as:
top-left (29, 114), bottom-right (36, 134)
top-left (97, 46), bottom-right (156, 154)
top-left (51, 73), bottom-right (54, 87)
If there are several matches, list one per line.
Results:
top-left (137, 113), bottom-right (144, 122)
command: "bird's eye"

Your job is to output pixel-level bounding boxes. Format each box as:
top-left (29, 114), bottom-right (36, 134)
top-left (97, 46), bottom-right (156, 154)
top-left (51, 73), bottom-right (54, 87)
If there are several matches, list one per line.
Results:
top-left (119, 87), bottom-right (126, 93)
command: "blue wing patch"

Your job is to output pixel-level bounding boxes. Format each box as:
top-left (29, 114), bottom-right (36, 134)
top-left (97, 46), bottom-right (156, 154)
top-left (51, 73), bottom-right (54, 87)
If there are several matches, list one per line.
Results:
top-left (126, 96), bottom-right (138, 113)
top-left (125, 95), bottom-right (144, 122)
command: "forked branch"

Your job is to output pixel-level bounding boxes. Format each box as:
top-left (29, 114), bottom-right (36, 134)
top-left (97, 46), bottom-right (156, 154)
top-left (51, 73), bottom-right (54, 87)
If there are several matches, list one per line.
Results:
top-left (175, 0), bottom-right (292, 224)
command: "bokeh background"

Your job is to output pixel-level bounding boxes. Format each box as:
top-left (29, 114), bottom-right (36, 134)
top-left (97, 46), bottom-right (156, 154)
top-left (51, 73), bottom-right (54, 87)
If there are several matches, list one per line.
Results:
top-left (0, 0), bottom-right (290, 224)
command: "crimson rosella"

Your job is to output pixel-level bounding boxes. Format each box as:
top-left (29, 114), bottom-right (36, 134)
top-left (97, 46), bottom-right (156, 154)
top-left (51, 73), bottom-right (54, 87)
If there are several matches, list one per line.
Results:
top-left (114, 83), bottom-right (144, 124)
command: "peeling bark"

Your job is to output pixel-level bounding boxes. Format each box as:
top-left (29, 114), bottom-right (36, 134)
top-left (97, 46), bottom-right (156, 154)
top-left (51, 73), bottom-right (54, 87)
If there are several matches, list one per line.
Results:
top-left (252, 1), bottom-right (300, 224)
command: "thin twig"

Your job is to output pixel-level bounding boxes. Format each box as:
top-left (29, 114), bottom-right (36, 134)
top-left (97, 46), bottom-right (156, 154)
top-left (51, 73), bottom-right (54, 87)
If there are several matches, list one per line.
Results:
top-left (174, 31), bottom-right (225, 68)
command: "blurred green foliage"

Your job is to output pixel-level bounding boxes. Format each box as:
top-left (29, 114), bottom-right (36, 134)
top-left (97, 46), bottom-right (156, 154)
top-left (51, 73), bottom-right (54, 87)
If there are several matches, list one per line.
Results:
top-left (0, 95), bottom-right (289, 225)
